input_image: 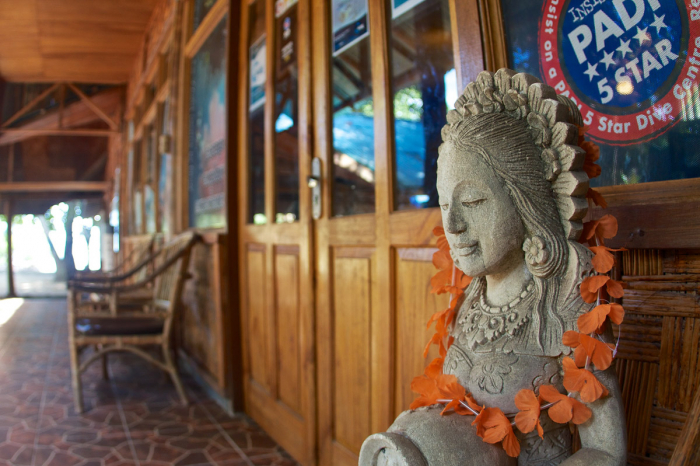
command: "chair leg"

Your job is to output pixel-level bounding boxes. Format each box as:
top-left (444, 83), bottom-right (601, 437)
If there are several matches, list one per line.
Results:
top-left (101, 353), bottom-right (109, 380)
top-left (163, 346), bottom-right (187, 405)
top-left (69, 342), bottom-right (84, 414)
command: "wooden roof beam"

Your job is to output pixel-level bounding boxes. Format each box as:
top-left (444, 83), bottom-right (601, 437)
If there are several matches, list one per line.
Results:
top-left (0, 181), bottom-right (109, 193)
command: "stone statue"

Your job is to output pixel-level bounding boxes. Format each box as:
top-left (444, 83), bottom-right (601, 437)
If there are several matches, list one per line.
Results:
top-left (359, 69), bottom-right (627, 465)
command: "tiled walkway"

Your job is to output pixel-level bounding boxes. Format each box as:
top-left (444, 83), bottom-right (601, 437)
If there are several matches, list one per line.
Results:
top-left (0, 299), bottom-right (299, 466)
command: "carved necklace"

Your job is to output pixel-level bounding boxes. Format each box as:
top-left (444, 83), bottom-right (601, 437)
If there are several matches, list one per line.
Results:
top-left (460, 280), bottom-right (536, 348)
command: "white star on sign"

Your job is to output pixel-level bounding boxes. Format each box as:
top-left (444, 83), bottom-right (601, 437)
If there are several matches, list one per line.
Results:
top-left (634, 26), bottom-right (651, 45)
top-left (650, 14), bottom-right (667, 33)
top-left (599, 50), bottom-right (616, 71)
top-left (583, 61), bottom-right (600, 81)
top-left (617, 38), bottom-right (633, 58)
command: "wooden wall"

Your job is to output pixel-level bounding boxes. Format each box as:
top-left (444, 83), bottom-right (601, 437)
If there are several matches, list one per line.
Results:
top-left (117, 0), bottom-right (236, 406)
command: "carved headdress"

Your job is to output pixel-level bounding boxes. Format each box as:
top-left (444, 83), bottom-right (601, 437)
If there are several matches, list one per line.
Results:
top-left (441, 69), bottom-right (590, 243)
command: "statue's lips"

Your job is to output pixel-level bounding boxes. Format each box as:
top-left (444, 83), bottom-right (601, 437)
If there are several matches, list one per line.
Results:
top-left (456, 242), bottom-right (478, 256)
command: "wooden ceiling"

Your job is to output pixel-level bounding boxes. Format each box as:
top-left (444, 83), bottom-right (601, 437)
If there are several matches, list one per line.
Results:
top-left (0, 0), bottom-right (158, 83)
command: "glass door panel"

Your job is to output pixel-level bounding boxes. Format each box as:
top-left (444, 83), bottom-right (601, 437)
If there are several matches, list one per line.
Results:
top-left (389, 0), bottom-right (456, 211)
top-left (274, 3), bottom-right (300, 223)
top-left (247, 0), bottom-right (267, 224)
top-left (330, 0), bottom-right (375, 216)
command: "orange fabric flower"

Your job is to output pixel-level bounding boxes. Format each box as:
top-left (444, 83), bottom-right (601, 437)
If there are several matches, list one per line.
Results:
top-left (539, 385), bottom-right (592, 425)
top-left (514, 389), bottom-right (543, 438)
top-left (606, 279), bottom-right (625, 299)
top-left (472, 407), bottom-right (520, 457)
top-left (562, 357), bottom-right (608, 403)
top-left (580, 215), bottom-right (618, 246)
top-left (590, 246), bottom-right (625, 274)
top-left (586, 188), bottom-right (608, 208)
top-left (563, 331), bottom-right (614, 370)
top-left (577, 303), bottom-right (625, 334)
top-left (409, 374), bottom-right (440, 409)
top-left (580, 275), bottom-right (610, 303)
top-left (454, 392), bottom-right (482, 416)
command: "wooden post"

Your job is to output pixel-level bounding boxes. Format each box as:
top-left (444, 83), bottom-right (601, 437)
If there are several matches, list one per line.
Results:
top-left (5, 200), bottom-right (14, 297)
top-left (669, 388), bottom-right (700, 466)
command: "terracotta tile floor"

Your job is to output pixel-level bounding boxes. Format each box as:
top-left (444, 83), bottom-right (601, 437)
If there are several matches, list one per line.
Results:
top-left (0, 299), bottom-right (299, 466)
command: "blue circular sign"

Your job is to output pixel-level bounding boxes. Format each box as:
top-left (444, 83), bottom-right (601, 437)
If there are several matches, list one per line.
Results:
top-left (560, 0), bottom-right (683, 108)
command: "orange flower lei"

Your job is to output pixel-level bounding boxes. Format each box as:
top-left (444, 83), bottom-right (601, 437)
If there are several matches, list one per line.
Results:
top-left (411, 129), bottom-right (625, 458)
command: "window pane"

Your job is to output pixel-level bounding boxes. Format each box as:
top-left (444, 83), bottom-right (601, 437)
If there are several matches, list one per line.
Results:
top-left (274, 4), bottom-right (299, 223)
top-left (188, 17), bottom-right (228, 229)
top-left (330, 0), bottom-right (375, 216)
top-left (193, 0), bottom-right (217, 32)
top-left (501, 0), bottom-right (700, 186)
top-left (390, 0), bottom-right (456, 211)
top-left (248, 0), bottom-right (267, 224)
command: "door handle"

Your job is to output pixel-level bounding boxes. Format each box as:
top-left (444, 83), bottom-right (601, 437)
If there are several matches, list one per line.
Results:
top-left (310, 157), bottom-right (322, 220)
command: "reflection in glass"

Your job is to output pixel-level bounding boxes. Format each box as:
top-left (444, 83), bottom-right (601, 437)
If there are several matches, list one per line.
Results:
top-left (274, 4), bottom-right (299, 222)
top-left (330, 0), bottom-right (375, 217)
top-left (248, 0), bottom-right (267, 224)
top-left (193, 0), bottom-right (218, 32)
top-left (390, 0), bottom-right (455, 211)
top-left (501, 0), bottom-right (700, 186)
top-left (188, 17), bottom-right (228, 229)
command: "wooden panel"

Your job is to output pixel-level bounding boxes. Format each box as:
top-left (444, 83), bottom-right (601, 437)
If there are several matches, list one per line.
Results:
top-left (246, 245), bottom-right (273, 393)
top-left (591, 179), bottom-right (700, 250)
top-left (179, 235), bottom-right (228, 393)
top-left (0, 0), bottom-right (159, 83)
top-left (181, 241), bottom-right (220, 383)
top-left (275, 246), bottom-right (301, 414)
top-left (332, 251), bottom-right (373, 456)
top-left (393, 248), bottom-right (448, 416)
top-left (331, 441), bottom-right (362, 466)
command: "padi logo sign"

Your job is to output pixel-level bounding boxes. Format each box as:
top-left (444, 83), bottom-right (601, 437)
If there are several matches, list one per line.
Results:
top-left (539, 0), bottom-right (699, 144)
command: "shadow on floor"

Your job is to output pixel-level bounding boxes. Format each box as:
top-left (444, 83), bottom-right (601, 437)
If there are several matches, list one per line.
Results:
top-left (0, 299), bottom-right (299, 466)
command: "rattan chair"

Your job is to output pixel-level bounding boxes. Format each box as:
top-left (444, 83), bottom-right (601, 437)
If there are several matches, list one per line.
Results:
top-left (72, 234), bottom-right (156, 284)
top-left (67, 231), bottom-right (200, 413)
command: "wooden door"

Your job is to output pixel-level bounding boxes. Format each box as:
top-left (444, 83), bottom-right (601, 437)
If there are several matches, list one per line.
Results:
top-left (236, 0), bottom-right (316, 464)
top-left (311, 1), bottom-right (484, 464)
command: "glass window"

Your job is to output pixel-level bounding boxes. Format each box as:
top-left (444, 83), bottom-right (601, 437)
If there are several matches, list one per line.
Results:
top-left (158, 101), bottom-right (172, 235)
top-left (188, 17), bottom-right (228, 229)
top-left (390, 0), bottom-right (456, 211)
top-left (274, 3), bottom-right (300, 223)
top-left (501, 0), bottom-right (700, 186)
top-left (330, 0), bottom-right (375, 216)
top-left (248, 0), bottom-right (267, 224)
top-left (193, 0), bottom-right (218, 32)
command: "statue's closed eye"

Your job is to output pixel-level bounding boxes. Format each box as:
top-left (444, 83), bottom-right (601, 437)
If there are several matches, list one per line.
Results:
top-left (461, 198), bottom-right (486, 207)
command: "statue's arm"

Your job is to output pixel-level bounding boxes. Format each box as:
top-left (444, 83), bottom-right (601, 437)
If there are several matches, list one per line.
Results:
top-left (559, 367), bottom-right (627, 466)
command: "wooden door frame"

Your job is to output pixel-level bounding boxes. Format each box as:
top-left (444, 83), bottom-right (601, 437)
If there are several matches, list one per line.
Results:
top-left (313, 1), bottom-right (487, 463)
top-left (236, 0), bottom-right (316, 463)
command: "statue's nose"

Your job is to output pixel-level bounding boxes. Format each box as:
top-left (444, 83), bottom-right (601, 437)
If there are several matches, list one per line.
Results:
top-left (445, 207), bottom-right (467, 235)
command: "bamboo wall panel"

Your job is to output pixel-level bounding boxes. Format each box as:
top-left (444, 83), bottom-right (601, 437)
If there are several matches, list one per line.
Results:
top-left (274, 247), bottom-right (302, 415)
top-left (246, 246), bottom-right (272, 393)
top-left (332, 250), bottom-right (374, 459)
top-left (180, 240), bottom-right (224, 388)
top-left (393, 247), bottom-right (448, 418)
top-left (615, 249), bottom-right (700, 465)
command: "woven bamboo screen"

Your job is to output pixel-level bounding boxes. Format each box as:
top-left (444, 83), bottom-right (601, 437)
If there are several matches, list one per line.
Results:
top-left (615, 249), bottom-right (700, 465)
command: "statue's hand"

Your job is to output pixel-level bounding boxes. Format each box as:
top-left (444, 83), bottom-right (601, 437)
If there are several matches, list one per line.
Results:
top-left (359, 406), bottom-right (516, 466)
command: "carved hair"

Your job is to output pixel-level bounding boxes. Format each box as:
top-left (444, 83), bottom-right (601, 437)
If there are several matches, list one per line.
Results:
top-left (439, 69), bottom-right (591, 354)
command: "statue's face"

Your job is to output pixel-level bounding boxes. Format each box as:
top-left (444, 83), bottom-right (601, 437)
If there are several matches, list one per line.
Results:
top-left (437, 142), bottom-right (526, 277)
